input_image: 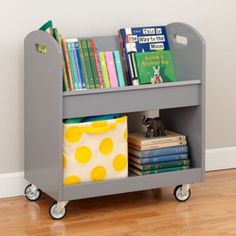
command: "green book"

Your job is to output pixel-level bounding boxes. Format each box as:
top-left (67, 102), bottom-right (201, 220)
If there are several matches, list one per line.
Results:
top-left (129, 165), bottom-right (189, 176)
top-left (86, 39), bottom-right (100, 88)
top-left (129, 159), bottom-right (190, 171)
top-left (135, 50), bottom-right (176, 84)
top-left (78, 40), bottom-right (90, 89)
top-left (99, 51), bottom-right (110, 88)
top-left (81, 40), bottom-right (95, 89)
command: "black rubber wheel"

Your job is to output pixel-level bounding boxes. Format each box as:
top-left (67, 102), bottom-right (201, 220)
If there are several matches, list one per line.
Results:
top-left (24, 184), bottom-right (42, 201)
top-left (49, 202), bottom-right (67, 220)
top-left (174, 185), bottom-right (191, 202)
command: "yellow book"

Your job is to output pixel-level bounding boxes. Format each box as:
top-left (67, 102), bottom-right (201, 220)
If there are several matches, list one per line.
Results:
top-left (99, 51), bottom-right (110, 88)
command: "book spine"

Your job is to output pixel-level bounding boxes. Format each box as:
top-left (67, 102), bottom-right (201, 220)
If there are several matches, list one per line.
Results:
top-left (70, 40), bottom-right (82, 89)
top-left (87, 39), bottom-right (100, 88)
top-left (143, 166), bottom-right (190, 175)
top-left (129, 153), bottom-right (189, 164)
top-left (61, 39), bottom-right (74, 91)
top-left (78, 40), bottom-right (90, 89)
top-left (118, 29), bottom-right (130, 85)
top-left (66, 40), bottom-right (79, 90)
top-left (81, 40), bottom-right (95, 89)
top-left (113, 50), bottom-right (125, 87)
top-left (129, 140), bottom-right (187, 150)
top-left (74, 41), bottom-right (86, 89)
top-left (130, 159), bottom-right (190, 171)
top-left (105, 51), bottom-right (119, 87)
top-left (53, 28), bottom-right (69, 91)
top-left (91, 39), bottom-right (103, 88)
top-left (99, 51), bottom-right (110, 88)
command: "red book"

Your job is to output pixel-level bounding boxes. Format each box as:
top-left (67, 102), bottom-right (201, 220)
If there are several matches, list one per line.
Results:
top-left (91, 39), bottom-right (103, 88)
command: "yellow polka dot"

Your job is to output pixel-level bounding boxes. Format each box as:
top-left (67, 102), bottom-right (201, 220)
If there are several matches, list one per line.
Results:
top-left (124, 129), bottom-right (127, 141)
top-left (91, 166), bottom-right (106, 181)
top-left (99, 138), bottom-right (114, 155)
top-left (91, 120), bottom-right (108, 128)
top-left (75, 146), bottom-right (92, 164)
top-left (64, 175), bottom-right (81, 185)
top-left (65, 126), bottom-right (82, 143)
top-left (63, 155), bottom-right (67, 168)
top-left (116, 116), bottom-right (127, 123)
top-left (113, 154), bottom-right (127, 172)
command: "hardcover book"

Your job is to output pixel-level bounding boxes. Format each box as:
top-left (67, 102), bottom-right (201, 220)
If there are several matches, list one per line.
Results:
top-left (135, 50), bottom-right (176, 84)
top-left (113, 50), bottom-right (125, 87)
top-left (128, 145), bottom-right (189, 158)
top-left (105, 51), bottom-right (119, 87)
top-left (128, 130), bottom-right (186, 146)
top-left (99, 52), bottom-right (110, 88)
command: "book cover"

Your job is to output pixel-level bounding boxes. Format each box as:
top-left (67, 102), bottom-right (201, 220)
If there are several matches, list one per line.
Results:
top-left (66, 40), bottom-right (79, 90)
top-left (80, 39), bottom-right (95, 89)
top-left (87, 39), bottom-right (100, 88)
top-left (129, 159), bottom-right (190, 171)
top-left (53, 28), bottom-right (69, 91)
top-left (129, 165), bottom-right (190, 176)
top-left (128, 153), bottom-right (189, 165)
top-left (99, 51), bottom-right (110, 88)
top-left (78, 40), bottom-right (90, 89)
top-left (105, 51), bottom-right (119, 87)
top-left (92, 39), bottom-right (103, 88)
top-left (128, 130), bottom-right (186, 146)
top-left (129, 140), bottom-right (187, 151)
top-left (135, 50), bottom-right (176, 84)
top-left (113, 50), bottom-right (125, 87)
top-left (61, 39), bottom-right (74, 91)
top-left (129, 145), bottom-right (189, 158)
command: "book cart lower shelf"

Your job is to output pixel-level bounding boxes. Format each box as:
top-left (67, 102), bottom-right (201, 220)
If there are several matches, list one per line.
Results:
top-left (24, 22), bottom-right (205, 219)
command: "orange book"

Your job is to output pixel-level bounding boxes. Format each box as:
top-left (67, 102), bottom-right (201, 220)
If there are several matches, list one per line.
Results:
top-left (62, 39), bottom-right (74, 91)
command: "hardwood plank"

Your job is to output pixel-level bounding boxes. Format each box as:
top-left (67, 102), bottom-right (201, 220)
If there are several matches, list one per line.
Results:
top-left (0, 169), bottom-right (236, 236)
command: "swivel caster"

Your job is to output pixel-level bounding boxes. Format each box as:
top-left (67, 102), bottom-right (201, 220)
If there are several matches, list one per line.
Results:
top-left (49, 202), bottom-right (68, 220)
top-left (24, 184), bottom-right (41, 201)
top-left (174, 184), bottom-right (191, 202)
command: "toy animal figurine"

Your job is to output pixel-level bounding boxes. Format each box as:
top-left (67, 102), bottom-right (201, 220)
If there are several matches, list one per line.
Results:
top-left (142, 115), bottom-right (165, 138)
top-left (151, 66), bottom-right (163, 84)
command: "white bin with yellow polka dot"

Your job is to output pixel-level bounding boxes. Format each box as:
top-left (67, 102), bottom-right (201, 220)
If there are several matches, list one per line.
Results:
top-left (63, 116), bottom-right (128, 185)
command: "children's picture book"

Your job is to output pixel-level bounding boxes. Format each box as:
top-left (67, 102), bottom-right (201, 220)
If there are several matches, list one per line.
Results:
top-left (135, 50), bottom-right (176, 84)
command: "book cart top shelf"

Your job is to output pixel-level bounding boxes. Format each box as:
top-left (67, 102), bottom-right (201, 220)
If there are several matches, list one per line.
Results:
top-left (24, 22), bottom-right (205, 202)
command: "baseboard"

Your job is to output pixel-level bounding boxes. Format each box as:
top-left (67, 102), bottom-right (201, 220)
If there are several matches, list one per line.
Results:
top-left (1, 146), bottom-right (236, 198)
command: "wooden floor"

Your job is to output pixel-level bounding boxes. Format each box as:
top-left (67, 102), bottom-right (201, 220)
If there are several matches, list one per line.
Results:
top-left (0, 169), bottom-right (236, 236)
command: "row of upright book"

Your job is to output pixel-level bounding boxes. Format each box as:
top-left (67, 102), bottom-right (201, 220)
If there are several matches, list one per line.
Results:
top-left (40, 21), bottom-right (177, 91)
top-left (128, 130), bottom-right (190, 176)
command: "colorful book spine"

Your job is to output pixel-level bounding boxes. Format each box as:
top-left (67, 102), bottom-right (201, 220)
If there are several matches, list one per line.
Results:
top-left (113, 50), bottom-right (125, 87)
top-left (66, 40), bottom-right (79, 90)
top-left (61, 39), bottom-right (74, 91)
top-left (86, 39), bottom-right (100, 88)
top-left (99, 52), bottom-right (110, 88)
top-left (70, 40), bottom-right (82, 89)
top-left (92, 39), bottom-right (103, 88)
top-left (73, 40), bottom-right (86, 89)
top-left (129, 159), bottom-right (190, 171)
top-left (129, 166), bottom-right (190, 176)
top-left (81, 40), bottom-right (95, 89)
top-left (129, 145), bottom-right (189, 158)
top-left (53, 28), bottom-right (69, 91)
top-left (105, 51), bottom-right (119, 87)
top-left (78, 40), bottom-right (90, 89)
top-left (129, 153), bottom-right (188, 164)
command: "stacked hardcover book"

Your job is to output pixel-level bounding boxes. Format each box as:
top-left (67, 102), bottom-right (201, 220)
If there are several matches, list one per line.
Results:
top-left (128, 130), bottom-right (190, 176)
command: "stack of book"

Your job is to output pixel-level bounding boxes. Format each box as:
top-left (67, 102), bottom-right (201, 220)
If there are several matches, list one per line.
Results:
top-left (128, 130), bottom-right (190, 176)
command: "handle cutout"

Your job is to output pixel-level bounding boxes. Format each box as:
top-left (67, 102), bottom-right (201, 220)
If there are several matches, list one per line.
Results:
top-left (175, 35), bottom-right (188, 46)
top-left (35, 43), bottom-right (47, 55)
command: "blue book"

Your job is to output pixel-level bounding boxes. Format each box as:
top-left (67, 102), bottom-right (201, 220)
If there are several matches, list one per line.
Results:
top-left (129, 145), bottom-right (188, 158)
top-left (129, 153), bottom-right (189, 165)
top-left (113, 50), bottom-right (125, 87)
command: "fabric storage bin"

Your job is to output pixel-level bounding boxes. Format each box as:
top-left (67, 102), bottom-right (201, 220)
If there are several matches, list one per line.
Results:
top-left (63, 116), bottom-right (128, 185)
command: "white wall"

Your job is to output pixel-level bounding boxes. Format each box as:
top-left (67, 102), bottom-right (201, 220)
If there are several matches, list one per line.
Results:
top-left (1, 0), bottom-right (236, 173)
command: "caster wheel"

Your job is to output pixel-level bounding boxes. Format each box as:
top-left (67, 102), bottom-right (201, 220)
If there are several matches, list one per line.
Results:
top-left (24, 184), bottom-right (41, 201)
top-left (174, 185), bottom-right (191, 202)
top-left (49, 202), bottom-right (67, 220)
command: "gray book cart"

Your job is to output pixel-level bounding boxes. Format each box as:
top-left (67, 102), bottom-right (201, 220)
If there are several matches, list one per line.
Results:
top-left (24, 22), bottom-right (205, 219)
